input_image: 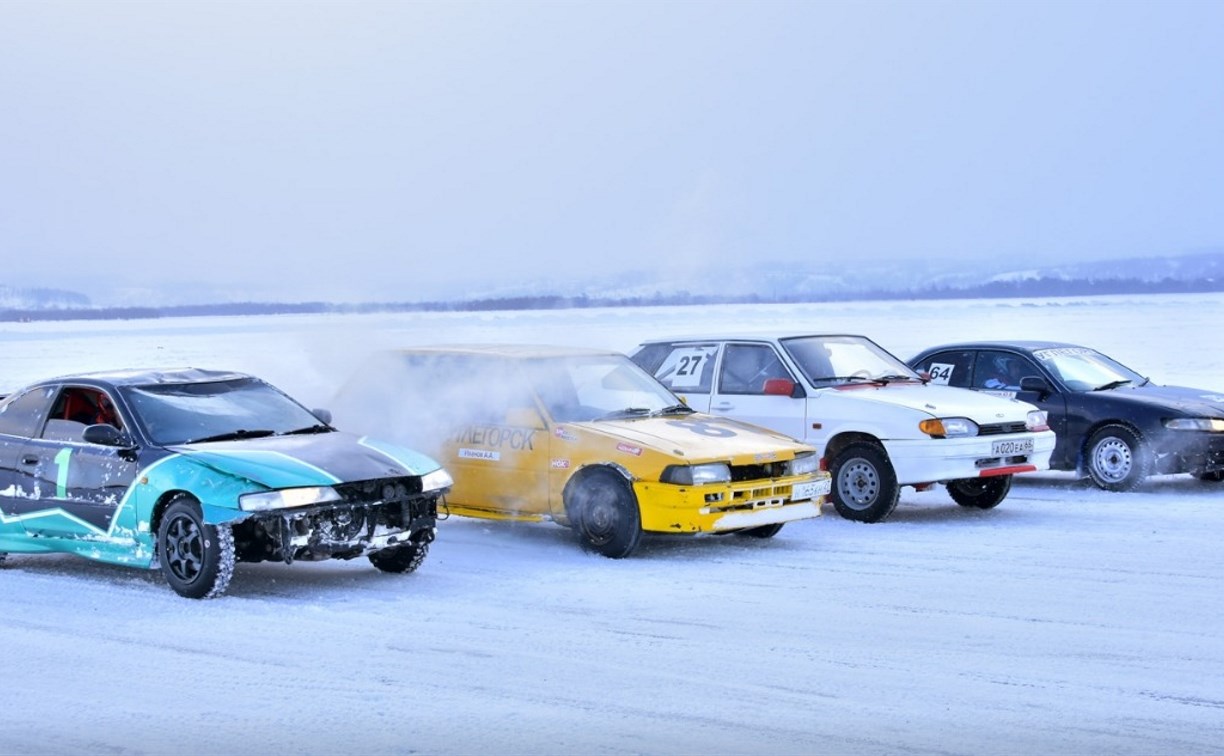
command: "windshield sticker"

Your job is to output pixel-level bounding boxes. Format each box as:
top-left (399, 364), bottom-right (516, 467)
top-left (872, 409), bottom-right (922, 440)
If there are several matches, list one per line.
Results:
top-left (656, 346), bottom-right (717, 389)
top-left (452, 425), bottom-right (536, 451)
top-left (927, 363), bottom-right (954, 385)
top-left (1033, 347), bottom-right (1095, 361)
top-left (459, 448), bottom-right (500, 461)
top-left (616, 442), bottom-right (643, 456)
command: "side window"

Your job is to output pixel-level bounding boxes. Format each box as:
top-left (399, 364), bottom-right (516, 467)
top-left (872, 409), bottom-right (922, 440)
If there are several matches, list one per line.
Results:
top-left (719, 344), bottom-right (794, 395)
top-left (916, 351), bottom-right (975, 388)
top-left (0, 386), bottom-right (56, 439)
top-left (972, 351), bottom-right (1034, 392)
top-left (48, 387), bottom-right (125, 431)
top-left (649, 344), bottom-right (718, 395)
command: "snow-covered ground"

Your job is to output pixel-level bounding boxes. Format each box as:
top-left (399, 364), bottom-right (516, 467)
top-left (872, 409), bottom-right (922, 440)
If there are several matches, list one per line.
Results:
top-left (2, 293), bottom-right (1223, 755)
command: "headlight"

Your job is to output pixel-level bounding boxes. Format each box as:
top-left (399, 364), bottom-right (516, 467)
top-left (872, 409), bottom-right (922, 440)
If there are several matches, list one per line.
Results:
top-left (421, 467), bottom-right (454, 492)
top-left (1165, 418), bottom-right (1224, 432)
top-left (660, 462), bottom-right (732, 486)
top-left (239, 486), bottom-right (342, 512)
top-left (918, 417), bottom-right (979, 438)
top-left (1026, 410), bottom-right (1050, 432)
top-left (786, 451), bottom-right (819, 476)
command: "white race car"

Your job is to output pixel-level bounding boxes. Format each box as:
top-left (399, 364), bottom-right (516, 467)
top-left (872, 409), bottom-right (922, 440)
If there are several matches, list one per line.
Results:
top-left (631, 334), bottom-right (1055, 523)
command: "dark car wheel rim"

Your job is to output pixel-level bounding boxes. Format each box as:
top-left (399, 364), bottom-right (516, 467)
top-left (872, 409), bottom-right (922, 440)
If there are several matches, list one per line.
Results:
top-left (1092, 438), bottom-right (1133, 483)
top-left (164, 515), bottom-right (204, 583)
top-left (583, 495), bottom-right (619, 546)
top-left (838, 460), bottom-right (880, 510)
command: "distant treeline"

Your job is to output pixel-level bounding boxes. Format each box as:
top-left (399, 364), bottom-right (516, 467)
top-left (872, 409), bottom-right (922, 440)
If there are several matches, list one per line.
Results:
top-left (2, 275), bottom-right (1221, 323)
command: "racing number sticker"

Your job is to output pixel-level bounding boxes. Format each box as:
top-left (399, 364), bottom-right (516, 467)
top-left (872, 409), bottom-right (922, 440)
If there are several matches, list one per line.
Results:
top-left (668, 418), bottom-right (737, 438)
top-left (657, 346), bottom-right (717, 390)
top-left (927, 363), bottom-right (955, 385)
top-left (54, 448), bottom-right (72, 499)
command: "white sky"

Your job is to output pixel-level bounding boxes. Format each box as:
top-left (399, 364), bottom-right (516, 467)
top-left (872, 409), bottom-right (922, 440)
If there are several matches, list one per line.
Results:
top-left (2, 0), bottom-right (1222, 305)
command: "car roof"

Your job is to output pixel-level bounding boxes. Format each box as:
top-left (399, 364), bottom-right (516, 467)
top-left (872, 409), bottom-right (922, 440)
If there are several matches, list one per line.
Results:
top-left (386, 344), bottom-right (623, 359)
top-left (637, 332), bottom-right (873, 345)
top-left (913, 340), bottom-right (1088, 355)
top-left (37, 367), bottom-right (252, 388)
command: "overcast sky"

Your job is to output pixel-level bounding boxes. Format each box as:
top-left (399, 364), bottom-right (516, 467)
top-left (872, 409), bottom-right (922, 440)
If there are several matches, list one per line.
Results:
top-left (2, 0), bottom-right (1222, 305)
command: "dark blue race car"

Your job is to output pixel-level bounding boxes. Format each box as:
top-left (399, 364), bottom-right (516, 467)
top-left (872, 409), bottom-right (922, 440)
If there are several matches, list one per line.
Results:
top-left (908, 341), bottom-right (1224, 491)
top-left (0, 368), bottom-right (451, 598)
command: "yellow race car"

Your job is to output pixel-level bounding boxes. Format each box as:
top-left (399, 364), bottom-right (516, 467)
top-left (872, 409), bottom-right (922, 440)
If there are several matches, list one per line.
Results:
top-left (331, 345), bottom-right (830, 557)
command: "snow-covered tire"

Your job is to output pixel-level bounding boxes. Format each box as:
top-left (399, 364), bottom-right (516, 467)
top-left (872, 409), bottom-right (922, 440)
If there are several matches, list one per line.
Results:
top-left (1195, 470), bottom-right (1224, 483)
top-left (734, 523), bottom-right (785, 538)
top-left (566, 468), bottom-right (642, 558)
top-left (829, 442), bottom-right (899, 523)
top-left (0, 552), bottom-right (7, 566)
top-left (158, 495), bottom-right (235, 599)
top-left (369, 542), bottom-right (429, 573)
top-left (947, 475), bottom-right (1012, 509)
top-left (1085, 424), bottom-right (1150, 492)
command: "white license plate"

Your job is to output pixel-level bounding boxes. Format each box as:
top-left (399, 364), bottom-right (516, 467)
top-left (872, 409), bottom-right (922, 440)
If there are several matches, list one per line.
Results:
top-left (793, 477), bottom-right (832, 501)
top-left (992, 438), bottom-right (1034, 456)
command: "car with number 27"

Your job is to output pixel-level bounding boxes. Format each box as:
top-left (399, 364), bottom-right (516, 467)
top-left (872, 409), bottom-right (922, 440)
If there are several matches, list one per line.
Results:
top-left (0, 368), bottom-right (451, 598)
top-left (908, 341), bottom-right (1224, 490)
top-left (631, 334), bottom-right (1055, 523)
top-left (331, 345), bottom-right (831, 558)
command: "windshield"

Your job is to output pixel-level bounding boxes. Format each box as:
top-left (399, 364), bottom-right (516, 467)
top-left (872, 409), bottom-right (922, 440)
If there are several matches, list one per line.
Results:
top-left (781, 335), bottom-right (919, 385)
top-left (122, 378), bottom-right (327, 445)
top-left (522, 354), bottom-right (682, 422)
top-left (1032, 347), bottom-right (1146, 392)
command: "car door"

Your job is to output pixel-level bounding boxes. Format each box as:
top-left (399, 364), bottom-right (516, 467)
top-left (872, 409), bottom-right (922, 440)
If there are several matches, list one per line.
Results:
top-left (14, 385), bottom-right (140, 538)
top-left (0, 386), bottom-right (57, 530)
top-left (708, 342), bottom-right (808, 440)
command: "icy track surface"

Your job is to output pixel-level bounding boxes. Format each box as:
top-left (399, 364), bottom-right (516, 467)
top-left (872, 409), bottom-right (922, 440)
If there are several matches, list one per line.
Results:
top-left (2, 294), bottom-right (1223, 755)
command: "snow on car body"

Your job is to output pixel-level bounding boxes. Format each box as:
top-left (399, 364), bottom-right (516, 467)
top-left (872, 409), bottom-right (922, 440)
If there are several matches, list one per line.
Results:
top-left (631, 334), bottom-right (1055, 523)
top-left (330, 345), bottom-right (830, 558)
top-left (0, 368), bottom-right (451, 598)
top-left (909, 340), bottom-right (1224, 490)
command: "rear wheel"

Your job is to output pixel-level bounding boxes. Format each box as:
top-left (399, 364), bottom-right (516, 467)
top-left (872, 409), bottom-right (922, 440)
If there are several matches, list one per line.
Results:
top-left (369, 542), bottom-right (429, 573)
top-left (947, 475), bottom-right (1012, 509)
top-left (828, 442), bottom-right (899, 523)
top-left (158, 496), bottom-right (235, 599)
top-left (735, 523), bottom-right (785, 538)
top-left (567, 469), bottom-right (642, 558)
top-left (1085, 425), bottom-right (1150, 491)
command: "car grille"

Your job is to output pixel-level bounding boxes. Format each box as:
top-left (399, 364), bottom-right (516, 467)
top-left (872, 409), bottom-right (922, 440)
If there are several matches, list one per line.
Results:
top-left (978, 422), bottom-right (1028, 436)
top-left (729, 462), bottom-right (791, 482)
top-left (334, 476), bottom-right (424, 504)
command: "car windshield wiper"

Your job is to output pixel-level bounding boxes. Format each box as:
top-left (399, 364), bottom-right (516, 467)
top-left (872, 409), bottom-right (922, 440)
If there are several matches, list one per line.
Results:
top-left (812, 375), bottom-right (880, 384)
top-left (281, 424), bottom-right (333, 435)
top-left (1092, 379), bottom-right (1133, 392)
top-left (595, 407), bottom-right (652, 421)
top-left (877, 374), bottom-right (920, 384)
top-left (652, 404), bottom-right (696, 416)
top-left (186, 429), bottom-right (277, 444)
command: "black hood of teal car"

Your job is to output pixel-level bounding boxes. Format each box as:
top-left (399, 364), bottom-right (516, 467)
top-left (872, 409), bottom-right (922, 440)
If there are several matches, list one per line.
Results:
top-left (1097, 383), bottom-right (1224, 418)
top-left (168, 432), bottom-right (442, 489)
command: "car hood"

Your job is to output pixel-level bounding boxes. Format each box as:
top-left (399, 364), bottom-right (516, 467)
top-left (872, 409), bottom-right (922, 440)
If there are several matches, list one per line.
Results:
top-left (574, 413), bottom-right (812, 463)
top-left (828, 381), bottom-right (1036, 421)
top-left (168, 432), bottom-right (443, 489)
top-left (1097, 383), bottom-right (1224, 417)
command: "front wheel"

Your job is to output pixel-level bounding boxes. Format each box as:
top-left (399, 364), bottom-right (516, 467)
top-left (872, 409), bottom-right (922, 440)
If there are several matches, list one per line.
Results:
top-left (828, 442), bottom-right (899, 523)
top-left (947, 475), bottom-right (1012, 509)
top-left (567, 469), bottom-right (642, 558)
top-left (1085, 424), bottom-right (1150, 491)
top-left (369, 542), bottom-right (430, 573)
top-left (158, 496), bottom-right (235, 599)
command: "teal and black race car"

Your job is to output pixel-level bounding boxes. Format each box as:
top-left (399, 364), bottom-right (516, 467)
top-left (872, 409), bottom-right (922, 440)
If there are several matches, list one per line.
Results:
top-left (0, 368), bottom-right (451, 598)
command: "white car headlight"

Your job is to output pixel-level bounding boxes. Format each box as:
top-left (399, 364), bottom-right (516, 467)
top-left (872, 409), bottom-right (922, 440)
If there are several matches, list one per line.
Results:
top-left (661, 463), bottom-right (732, 486)
top-left (787, 452), bottom-right (819, 476)
top-left (1026, 410), bottom-right (1050, 432)
top-left (421, 467), bottom-right (454, 492)
top-left (1165, 417), bottom-right (1224, 432)
top-left (919, 417), bottom-right (979, 438)
top-left (239, 486), bottom-right (342, 512)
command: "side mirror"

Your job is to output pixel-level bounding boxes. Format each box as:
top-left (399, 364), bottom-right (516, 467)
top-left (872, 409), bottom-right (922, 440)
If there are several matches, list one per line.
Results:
top-left (83, 423), bottom-right (132, 447)
top-left (763, 378), bottom-right (806, 398)
top-left (312, 408), bottom-right (333, 425)
top-left (1018, 376), bottom-right (1051, 396)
